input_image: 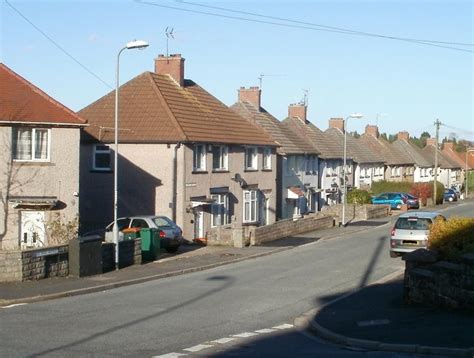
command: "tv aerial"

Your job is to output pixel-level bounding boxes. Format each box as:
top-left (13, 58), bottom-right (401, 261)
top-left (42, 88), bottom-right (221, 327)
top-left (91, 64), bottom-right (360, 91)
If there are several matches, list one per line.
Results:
top-left (165, 27), bottom-right (174, 57)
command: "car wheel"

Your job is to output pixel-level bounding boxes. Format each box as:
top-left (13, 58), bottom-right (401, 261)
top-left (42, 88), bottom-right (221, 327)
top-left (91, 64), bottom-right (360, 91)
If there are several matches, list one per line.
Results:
top-left (165, 246), bottom-right (179, 253)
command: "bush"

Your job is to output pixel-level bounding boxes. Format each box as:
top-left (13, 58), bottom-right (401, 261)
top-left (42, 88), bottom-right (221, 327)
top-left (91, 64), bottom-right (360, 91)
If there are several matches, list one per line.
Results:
top-left (347, 189), bottom-right (372, 204)
top-left (431, 180), bottom-right (445, 204)
top-left (428, 217), bottom-right (474, 260)
top-left (371, 180), bottom-right (412, 195)
top-left (410, 182), bottom-right (432, 206)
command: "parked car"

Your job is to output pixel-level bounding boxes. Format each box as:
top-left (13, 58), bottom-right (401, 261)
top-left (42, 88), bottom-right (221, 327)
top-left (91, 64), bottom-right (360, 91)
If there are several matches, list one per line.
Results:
top-left (444, 188), bottom-right (458, 202)
top-left (390, 211), bottom-right (446, 258)
top-left (372, 192), bottom-right (408, 209)
top-left (105, 215), bottom-right (182, 253)
top-left (402, 193), bottom-right (420, 209)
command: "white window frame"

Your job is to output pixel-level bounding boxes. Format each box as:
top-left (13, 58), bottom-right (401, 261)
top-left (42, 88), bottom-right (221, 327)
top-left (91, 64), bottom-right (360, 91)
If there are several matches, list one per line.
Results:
top-left (391, 167), bottom-right (396, 177)
top-left (212, 145), bottom-right (228, 171)
top-left (243, 189), bottom-right (258, 223)
top-left (93, 144), bottom-right (111, 171)
top-left (245, 147), bottom-right (258, 170)
top-left (193, 144), bottom-right (207, 171)
top-left (262, 148), bottom-right (272, 170)
top-left (211, 193), bottom-right (229, 227)
top-left (12, 127), bottom-right (51, 162)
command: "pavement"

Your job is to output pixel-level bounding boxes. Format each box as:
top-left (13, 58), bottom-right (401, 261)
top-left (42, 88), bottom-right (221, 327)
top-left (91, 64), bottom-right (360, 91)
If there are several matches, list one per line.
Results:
top-left (1, 213), bottom-right (473, 357)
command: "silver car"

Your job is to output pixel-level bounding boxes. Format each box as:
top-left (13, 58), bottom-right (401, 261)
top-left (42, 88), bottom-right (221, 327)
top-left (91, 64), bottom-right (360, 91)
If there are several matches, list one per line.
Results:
top-left (105, 215), bottom-right (182, 253)
top-left (390, 211), bottom-right (446, 258)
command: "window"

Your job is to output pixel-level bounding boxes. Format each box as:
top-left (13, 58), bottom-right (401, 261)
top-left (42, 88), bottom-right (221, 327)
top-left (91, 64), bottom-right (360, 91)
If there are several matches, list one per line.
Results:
top-left (211, 194), bottom-right (229, 227)
top-left (243, 190), bottom-right (258, 223)
top-left (391, 167), bottom-right (396, 177)
top-left (193, 144), bottom-right (206, 171)
top-left (130, 219), bottom-right (149, 229)
top-left (12, 128), bottom-right (50, 161)
top-left (262, 148), bottom-right (272, 170)
top-left (396, 167), bottom-right (401, 177)
top-left (245, 147), bottom-right (258, 170)
top-left (93, 145), bottom-right (111, 171)
top-left (212, 145), bottom-right (228, 171)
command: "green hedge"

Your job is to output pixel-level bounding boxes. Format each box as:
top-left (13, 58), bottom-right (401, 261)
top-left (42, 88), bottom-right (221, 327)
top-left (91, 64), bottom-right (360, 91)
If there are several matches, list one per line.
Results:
top-left (347, 189), bottom-right (372, 204)
top-left (371, 180), bottom-right (412, 195)
top-left (428, 217), bottom-right (474, 260)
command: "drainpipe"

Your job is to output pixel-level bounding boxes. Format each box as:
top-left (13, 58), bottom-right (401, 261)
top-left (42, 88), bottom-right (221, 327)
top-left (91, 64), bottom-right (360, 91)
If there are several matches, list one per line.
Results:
top-left (172, 143), bottom-right (181, 222)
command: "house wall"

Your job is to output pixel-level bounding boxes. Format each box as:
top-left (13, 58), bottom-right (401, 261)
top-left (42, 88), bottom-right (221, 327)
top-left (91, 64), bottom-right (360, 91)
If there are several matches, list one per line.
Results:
top-left (79, 143), bottom-right (174, 233)
top-left (386, 165), bottom-right (415, 183)
top-left (180, 144), bottom-right (277, 241)
top-left (0, 126), bottom-right (81, 250)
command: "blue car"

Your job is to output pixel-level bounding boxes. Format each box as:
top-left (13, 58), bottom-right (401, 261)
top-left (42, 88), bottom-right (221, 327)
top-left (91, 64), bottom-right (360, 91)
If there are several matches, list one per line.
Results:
top-left (443, 189), bottom-right (458, 202)
top-left (372, 192), bottom-right (407, 209)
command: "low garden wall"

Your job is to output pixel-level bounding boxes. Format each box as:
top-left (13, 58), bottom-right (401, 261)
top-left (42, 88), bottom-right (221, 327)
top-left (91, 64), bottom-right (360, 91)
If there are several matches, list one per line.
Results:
top-left (403, 249), bottom-right (474, 310)
top-left (321, 204), bottom-right (390, 223)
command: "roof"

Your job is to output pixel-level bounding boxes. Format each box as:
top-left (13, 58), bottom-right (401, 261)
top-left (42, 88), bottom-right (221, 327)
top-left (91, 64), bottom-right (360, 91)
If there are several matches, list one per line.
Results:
top-left (79, 72), bottom-right (276, 146)
top-left (358, 133), bottom-right (414, 166)
top-left (0, 63), bottom-right (86, 126)
top-left (231, 101), bottom-right (318, 155)
top-left (282, 117), bottom-right (347, 159)
top-left (324, 127), bottom-right (384, 164)
top-left (441, 146), bottom-right (467, 168)
top-left (422, 145), bottom-right (461, 169)
top-left (391, 139), bottom-right (431, 167)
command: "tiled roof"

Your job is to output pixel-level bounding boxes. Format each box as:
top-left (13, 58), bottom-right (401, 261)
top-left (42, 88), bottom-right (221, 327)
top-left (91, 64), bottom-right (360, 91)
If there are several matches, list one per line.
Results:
top-left (441, 146), bottom-right (468, 168)
top-left (359, 134), bottom-right (414, 166)
top-left (0, 63), bottom-right (86, 126)
top-left (283, 117), bottom-right (347, 159)
top-left (392, 139), bottom-right (432, 167)
top-left (79, 72), bottom-right (276, 146)
top-left (324, 127), bottom-right (385, 164)
top-left (453, 150), bottom-right (474, 170)
top-left (422, 145), bottom-right (461, 169)
top-left (231, 101), bottom-right (318, 155)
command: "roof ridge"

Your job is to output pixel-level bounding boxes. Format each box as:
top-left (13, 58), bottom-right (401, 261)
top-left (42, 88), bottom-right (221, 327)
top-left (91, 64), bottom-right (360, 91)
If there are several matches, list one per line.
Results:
top-left (147, 72), bottom-right (188, 141)
top-left (0, 63), bottom-right (86, 125)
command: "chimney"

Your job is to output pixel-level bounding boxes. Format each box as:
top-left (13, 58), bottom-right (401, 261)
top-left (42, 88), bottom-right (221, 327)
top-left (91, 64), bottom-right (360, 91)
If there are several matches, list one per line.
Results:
top-left (155, 54), bottom-right (185, 87)
top-left (426, 138), bottom-right (437, 147)
top-left (365, 124), bottom-right (379, 138)
top-left (398, 131), bottom-right (409, 141)
top-left (329, 118), bottom-right (345, 132)
top-left (288, 103), bottom-right (307, 121)
top-left (238, 86), bottom-right (261, 109)
top-left (443, 142), bottom-right (454, 150)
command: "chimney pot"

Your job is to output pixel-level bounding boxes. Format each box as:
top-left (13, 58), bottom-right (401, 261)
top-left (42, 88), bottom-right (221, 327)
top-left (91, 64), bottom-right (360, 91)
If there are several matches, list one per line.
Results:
top-left (329, 118), bottom-right (345, 132)
top-left (365, 124), bottom-right (379, 138)
top-left (288, 103), bottom-right (307, 121)
top-left (398, 131), bottom-right (409, 141)
top-left (155, 54), bottom-right (185, 87)
top-left (238, 86), bottom-right (261, 109)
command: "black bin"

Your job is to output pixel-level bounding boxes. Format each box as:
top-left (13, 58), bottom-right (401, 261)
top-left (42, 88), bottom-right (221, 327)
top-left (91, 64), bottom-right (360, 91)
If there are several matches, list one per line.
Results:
top-left (69, 235), bottom-right (103, 277)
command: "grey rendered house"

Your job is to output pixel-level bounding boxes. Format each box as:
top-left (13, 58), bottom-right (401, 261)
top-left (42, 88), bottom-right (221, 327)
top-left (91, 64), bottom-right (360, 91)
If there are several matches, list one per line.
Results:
top-left (359, 125), bottom-right (415, 183)
top-left (324, 119), bottom-right (385, 190)
top-left (422, 138), bottom-right (461, 188)
top-left (0, 63), bottom-right (87, 250)
top-left (231, 89), bottom-right (320, 219)
top-left (79, 54), bottom-right (277, 242)
top-left (283, 110), bottom-right (348, 208)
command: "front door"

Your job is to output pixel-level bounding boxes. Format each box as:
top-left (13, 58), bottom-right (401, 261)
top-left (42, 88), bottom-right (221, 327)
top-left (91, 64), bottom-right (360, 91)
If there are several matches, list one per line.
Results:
top-left (20, 211), bottom-right (46, 249)
top-left (194, 209), bottom-right (204, 240)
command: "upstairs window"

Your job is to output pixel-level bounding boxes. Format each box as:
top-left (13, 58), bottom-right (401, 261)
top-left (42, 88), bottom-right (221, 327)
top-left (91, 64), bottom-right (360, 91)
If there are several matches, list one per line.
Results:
top-left (12, 128), bottom-right (50, 161)
top-left (93, 145), bottom-right (111, 171)
top-left (262, 148), bottom-right (272, 170)
top-left (193, 144), bottom-right (207, 171)
top-left (212, 145), bottom-right (228, 171)
top-left (245, 147), bottom-right (258, 170)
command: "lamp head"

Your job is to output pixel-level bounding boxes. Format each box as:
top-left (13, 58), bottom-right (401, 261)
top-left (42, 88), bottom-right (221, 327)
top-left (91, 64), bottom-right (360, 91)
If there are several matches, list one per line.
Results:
top-left (126, 40), bottom-right (149, 50)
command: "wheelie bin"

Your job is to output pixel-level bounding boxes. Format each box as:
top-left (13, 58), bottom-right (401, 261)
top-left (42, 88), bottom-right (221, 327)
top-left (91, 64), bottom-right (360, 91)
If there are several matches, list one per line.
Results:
top-left (140, 228), bottom-right (161, 261)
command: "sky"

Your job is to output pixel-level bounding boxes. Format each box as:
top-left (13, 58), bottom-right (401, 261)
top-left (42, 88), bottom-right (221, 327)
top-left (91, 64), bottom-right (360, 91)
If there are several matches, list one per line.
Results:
top-left (1, 0), bottom-right (473, 141)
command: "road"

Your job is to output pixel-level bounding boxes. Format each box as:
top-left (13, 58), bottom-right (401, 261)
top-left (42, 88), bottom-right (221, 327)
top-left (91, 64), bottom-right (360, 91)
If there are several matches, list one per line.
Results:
top-left (1, 201), bottom-right (472, 357)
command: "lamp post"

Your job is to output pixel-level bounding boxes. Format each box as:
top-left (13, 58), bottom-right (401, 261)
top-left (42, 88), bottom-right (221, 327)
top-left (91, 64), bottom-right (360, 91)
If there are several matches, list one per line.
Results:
top-left (341, 113), bottom-right (363, 227)
top-left (466, 148), bottom-right (474, 199)
top-left (114, 40), bottom-right (149, 270)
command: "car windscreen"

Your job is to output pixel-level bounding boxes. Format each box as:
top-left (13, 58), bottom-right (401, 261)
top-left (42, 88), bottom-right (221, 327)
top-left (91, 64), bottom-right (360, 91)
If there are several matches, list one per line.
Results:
top-left (395, 217), bottom-right (432, 230)
top-left (152, 217), bottom-right (173, 228)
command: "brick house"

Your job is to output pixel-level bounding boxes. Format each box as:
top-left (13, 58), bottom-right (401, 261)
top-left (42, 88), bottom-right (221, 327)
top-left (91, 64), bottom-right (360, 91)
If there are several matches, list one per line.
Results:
top-left (78, 54), bottom-right (277, 242)
top-left (231, 89), bottom-right (320, 219)
top-left (0, 64), bottom-right (87, 250)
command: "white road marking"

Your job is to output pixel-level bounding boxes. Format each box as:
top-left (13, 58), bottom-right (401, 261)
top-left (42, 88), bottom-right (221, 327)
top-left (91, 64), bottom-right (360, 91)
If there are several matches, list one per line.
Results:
top-left (211, 337), bottom-right (236, 344)
top-left (183, 344), bottom-right (213, 352)
top-left (254, 328), bottom-right (276, 334)
top-left (152, 353), bottom-right (187, 358)
top-left (2, 303), bottom-right (27, 309)
top-left (272, 323), bottom-right (294, 330)
top-left (232, 332), bottom-right (259, 338)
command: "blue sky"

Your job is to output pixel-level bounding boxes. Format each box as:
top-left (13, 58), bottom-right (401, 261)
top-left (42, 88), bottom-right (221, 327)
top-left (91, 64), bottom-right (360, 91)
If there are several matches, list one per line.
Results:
top-left (1, 0), bottom-right (473, 141)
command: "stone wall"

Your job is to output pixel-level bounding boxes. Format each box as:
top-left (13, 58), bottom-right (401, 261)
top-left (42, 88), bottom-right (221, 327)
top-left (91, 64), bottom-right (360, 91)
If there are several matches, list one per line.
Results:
top-left (321, 204), bottom-right (390, 223)
top-left (403, 250), bottom-right (474, 310)
top-left (101, 239), bottom-right (142, 271)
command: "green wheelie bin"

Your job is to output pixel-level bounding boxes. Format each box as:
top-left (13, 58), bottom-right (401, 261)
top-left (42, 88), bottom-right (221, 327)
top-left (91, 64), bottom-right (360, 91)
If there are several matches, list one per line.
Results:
top-left (140, 228), bottom-right (161, 261)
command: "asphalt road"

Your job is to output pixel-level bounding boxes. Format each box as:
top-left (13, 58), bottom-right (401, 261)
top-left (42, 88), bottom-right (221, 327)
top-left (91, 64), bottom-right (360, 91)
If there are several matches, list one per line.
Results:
top-left (1, 201), bottom-right (472, 357)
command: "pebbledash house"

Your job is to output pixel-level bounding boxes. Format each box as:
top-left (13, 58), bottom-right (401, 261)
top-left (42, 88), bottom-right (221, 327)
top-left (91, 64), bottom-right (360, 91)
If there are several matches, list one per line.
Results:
top-left (79, 54), bottom-right (278, 242)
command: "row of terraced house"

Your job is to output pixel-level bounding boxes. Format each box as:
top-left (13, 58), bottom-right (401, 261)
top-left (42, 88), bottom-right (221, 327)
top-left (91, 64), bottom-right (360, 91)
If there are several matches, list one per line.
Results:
top-left (1, 55), bottom-right (473, 250)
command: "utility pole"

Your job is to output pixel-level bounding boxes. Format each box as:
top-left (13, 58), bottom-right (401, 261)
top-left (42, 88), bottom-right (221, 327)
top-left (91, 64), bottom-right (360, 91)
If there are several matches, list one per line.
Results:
top-left (433, 119), bottom-right (441, 204)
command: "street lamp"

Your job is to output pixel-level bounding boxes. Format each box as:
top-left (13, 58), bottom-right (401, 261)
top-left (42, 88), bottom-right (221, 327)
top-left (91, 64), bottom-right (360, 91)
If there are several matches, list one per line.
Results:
top-left (465, 148), bottom-right (474, 199)
top-left (114, 40), bottom-right (149, 270)
top-left (341, 113), bottom-right (363, 227)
